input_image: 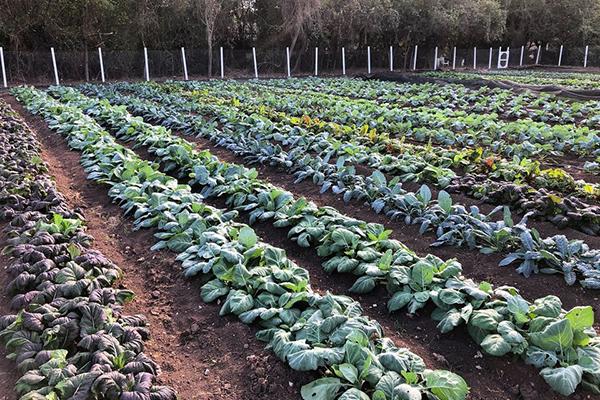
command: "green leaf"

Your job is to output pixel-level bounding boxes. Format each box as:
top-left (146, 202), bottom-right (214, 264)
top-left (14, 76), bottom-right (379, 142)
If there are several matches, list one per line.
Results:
top-left (349, 276), bottom-right (377, 294)
top-left (200, 279), bottom-right (229, 302)
top-left (336, 363), bottom-right (359, 384)
top-left (372, 390), bottom-right (387, 400)
top-left (468, 309), bottom-right (501, 331)
top-left (393, 384), bottom-right (422, 400)
top-left (301, 377), bottom-right (342, 400)
top-left (436, 309), bottom-right (462, 334)
top-left (419, 185), bottom-right (432, 203)
top-left (410, 261), bottom-right (434, 289)
top-left (387, 291), bottom-right (412, 312)
top-left (565, 306), bottom-right (594, 331)
top-left (531, 296), bottom-right (562, 318)
top-left (480, 334), bottom-right (512, 356)
top-left (438, 289), bottom-right (465, 305)
top-left (238, 226), bottom-right (258, 248)
top-left (423, 369), bottom-right (469, 400)
top-left (437, 191), bottom-right (452, 213)
top-left (540, 365), bottom-right (583, 396)
top-left (529, 319), bottom-right (573, 352)
top-left (338, 388), bottom-right (370, 400)
top-left (497, 321), bottom-right (525, 344)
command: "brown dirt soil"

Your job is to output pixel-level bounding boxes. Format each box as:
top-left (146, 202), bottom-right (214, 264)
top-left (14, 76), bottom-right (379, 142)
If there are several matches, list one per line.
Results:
top-left (0, 94), bottom-right (309, 400)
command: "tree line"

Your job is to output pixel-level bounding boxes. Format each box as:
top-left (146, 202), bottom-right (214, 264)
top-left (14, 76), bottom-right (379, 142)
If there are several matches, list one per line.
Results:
top-left (2, 0), bottom-right (599, 57)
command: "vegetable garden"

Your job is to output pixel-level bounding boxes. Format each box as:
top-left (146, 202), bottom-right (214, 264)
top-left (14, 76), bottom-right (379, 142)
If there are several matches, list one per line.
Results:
top-left (0, 73), bottom-right (599, 400)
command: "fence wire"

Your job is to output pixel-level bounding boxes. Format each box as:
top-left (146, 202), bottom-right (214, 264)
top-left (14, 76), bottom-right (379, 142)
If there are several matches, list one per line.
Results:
top-left (0, 45), bottom-right (599, 86)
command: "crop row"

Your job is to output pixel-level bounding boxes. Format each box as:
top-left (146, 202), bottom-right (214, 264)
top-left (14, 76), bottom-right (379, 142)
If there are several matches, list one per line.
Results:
top-left (206, 79), bottom-right (600, 161)
top-left (425, 71), bottom-right (600, 90)
top-left (258, 77), bottom-right (600, 129)
top-left (0, 99), bottom-right (177, 399)
top-left (178, 80), bottom-right (599, 198)
top-left (44, 85), bottom-right (600, 396)
top-left (13, 86), bottom-right (475, 400)
top-left (78, 81), bottom-right (600, 289)
top-left (161, 81), bottom-right (600, 229)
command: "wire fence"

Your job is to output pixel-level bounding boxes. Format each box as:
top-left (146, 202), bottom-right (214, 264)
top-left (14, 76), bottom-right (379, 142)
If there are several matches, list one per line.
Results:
top-left (1, 44), bottom-right (599, 87)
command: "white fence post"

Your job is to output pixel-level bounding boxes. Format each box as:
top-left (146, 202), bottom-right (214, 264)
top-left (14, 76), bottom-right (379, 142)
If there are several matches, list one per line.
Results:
top-left (98, 48), bottom-right (105, 83)
top-left (558, 45), bottom-right (563, 66)
top-left (389, 46), bottom-right (393, 71)
top-left (252, 47), bottom-right (258, 78)
top-left (286, 47), bottom-right (291, 77)
top-left (488, 47), bottom-right (493, 69)
top-left (143, 47), bottom-right (149, 81)
top-left (181, 47), bottom-right (188, 80)
top-left (367, 46), bottom-right (371, 74)
top-left (0, 47), bottom-right (7, 88)
top-left (50, 47), bottom-right (60, 85)
top-left (433, 46), bottom-right (438, 70)
top-left (536, 45), bottom-right (541, 64)
top-left (220, 47), bottom-right (224, 78)
top-left (473, 47), bottom-right (477, 69)
top-left (342, 47), bottom-right (346, 75)
top-left (413, 45), bottom-right (418, 70)
top-left (314, 47), bottom-right (318, 76)
top-left (452, 46), bottom-right (456, 69)
top-left (584, 45), bottom-right (589, 68)
top-left (519, 45), bottom-right (524, 66)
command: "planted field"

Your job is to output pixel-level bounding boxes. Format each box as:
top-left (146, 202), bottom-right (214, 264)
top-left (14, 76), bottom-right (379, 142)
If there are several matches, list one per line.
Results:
top-left (0, 75), bottom-right (599, 400)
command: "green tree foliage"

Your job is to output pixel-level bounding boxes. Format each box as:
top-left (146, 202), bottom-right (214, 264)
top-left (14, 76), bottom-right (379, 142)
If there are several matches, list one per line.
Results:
top-left (1, 0), bottom-right (600, 50)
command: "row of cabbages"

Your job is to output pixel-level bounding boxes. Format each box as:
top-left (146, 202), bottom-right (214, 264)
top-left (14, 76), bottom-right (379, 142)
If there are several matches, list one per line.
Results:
top-left (13, 86), bottom-right (471, 400)
top-left (218, 79), bottom-right (600, 160)
top-left (0, 99), bottom-right (177, 399)
top-left (79, 82), bottom-right (600, 289)
top-left (170, 82), bottom-right (600, 230)
top-left (48, 85), bottom-right (600, 396)
top-left (183, 79), bottom-right (600, 201)
top-left (257, 77), bottom-right (600, 128)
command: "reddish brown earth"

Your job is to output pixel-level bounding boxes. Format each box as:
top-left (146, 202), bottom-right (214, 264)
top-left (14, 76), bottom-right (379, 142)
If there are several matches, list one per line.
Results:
top-left (1, 93), bottom-right (599, 400)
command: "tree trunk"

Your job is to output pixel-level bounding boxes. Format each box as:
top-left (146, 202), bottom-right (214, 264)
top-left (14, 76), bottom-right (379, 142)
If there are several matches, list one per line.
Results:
top-left (84, 45), bottom-right (89, 81)
top-left (207, 39), bottom-right (213, 77)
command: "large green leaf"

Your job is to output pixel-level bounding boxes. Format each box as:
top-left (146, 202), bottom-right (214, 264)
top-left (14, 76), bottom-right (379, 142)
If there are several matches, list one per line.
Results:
top-left (480, 334), bottom-right (512, 356)
top-left (200, 279), bottom-right (230, 302)
top-left (300, 377), bottom-right (342, 400)
top-left (540, 365), bottom-right (583, 396)
top-left (529, 319), bottom-right (573, 352)
top-left (410, 261), bottom-right (434, 290)
top-left (565, 306), bottom-right (594, 331)
top-left (423, 369), bottom-right (469, 400)
top-left (238, 226), bottom-right (258, 248)
top-left (338, 388), bottom-right (370, 400)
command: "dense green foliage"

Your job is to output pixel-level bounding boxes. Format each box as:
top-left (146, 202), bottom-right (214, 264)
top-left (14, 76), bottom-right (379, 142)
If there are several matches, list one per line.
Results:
top-left (2, 0), bottom-right (600, 52)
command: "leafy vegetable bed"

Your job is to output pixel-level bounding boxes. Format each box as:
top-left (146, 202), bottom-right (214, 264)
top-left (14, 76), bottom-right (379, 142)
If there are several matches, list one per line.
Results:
top-left (73, 83), bottom-right (600, 289)
top-left (9, 87), bottom-right (476, 400)
top-left (0, 99), bottom-right (177, 399)
top-left (3, 74), bottom-right (600, 399)
top-left (35, 85), bottom-right (600, 396)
